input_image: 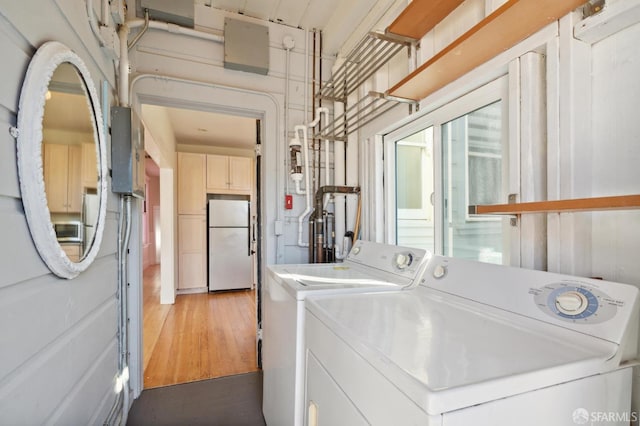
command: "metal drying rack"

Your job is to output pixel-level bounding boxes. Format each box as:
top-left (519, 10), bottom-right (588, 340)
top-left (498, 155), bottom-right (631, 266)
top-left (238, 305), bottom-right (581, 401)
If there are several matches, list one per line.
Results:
top-left (314, 31), bottom-right (417, 142)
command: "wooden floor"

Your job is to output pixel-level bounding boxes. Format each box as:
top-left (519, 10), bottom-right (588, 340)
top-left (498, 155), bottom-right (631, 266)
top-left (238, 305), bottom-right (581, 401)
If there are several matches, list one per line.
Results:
top-left (143, 264), bottom-right (259, 389)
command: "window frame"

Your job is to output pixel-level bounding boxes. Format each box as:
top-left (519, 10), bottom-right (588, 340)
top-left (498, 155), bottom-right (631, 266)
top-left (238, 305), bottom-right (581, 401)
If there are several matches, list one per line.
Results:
top-left (384, 75), bottom-right (510, 257)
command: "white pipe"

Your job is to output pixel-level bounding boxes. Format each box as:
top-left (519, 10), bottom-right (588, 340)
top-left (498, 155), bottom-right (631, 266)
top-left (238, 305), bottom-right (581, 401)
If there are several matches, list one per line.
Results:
top-left (284, 43), bottom-right (292, 195)
top-left (125, 18), bottom-right (224, 43)
top-left (305, 107), bottom-right (331, 209)
top-left (118, 24), bottom-right (130, 106)
top-left (102, 0), bottom-right (110, 26)
top-left (293, 107), bottom-right (330, 247)
top-left (87, 0), bottom-right (108, 47)
top-left (296, 125), bottom-right (312, 247)
top-left (332, 58), bottom-right (346, 259)
top-left (285, 48), bottom-right (290, 195)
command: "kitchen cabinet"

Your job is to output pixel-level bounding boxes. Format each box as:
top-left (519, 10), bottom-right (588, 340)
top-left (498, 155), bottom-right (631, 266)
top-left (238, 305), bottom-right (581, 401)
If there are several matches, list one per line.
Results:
top-left (43, 143), bottom-right (82, 213)
top-left (81, 143), bottom-right (98, 189)
top-left (178, 152), bottom-right (207, 215)
top-left (206, 154), bottom-right (252, 194)
top-left (61, 243), bottom-right (81, 262)
top-left (178, 214), bottom-right (207, 290)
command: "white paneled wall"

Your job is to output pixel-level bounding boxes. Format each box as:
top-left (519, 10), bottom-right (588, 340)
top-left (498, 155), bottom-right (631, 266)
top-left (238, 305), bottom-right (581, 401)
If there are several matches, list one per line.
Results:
top-left (0, 0), bottom-right (119, 424)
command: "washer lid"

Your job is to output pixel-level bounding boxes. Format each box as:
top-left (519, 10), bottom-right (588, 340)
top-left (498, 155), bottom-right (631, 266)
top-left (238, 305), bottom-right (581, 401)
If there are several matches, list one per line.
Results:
top-left (272, 263), bottom-right (405, 298)
top-left (306, 287), bottom-right (621, 415)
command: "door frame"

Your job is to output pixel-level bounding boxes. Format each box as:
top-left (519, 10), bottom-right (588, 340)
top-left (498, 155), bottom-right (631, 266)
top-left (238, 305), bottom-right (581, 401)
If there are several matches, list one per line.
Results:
top-left (127, 75), bottom-right (282, 398)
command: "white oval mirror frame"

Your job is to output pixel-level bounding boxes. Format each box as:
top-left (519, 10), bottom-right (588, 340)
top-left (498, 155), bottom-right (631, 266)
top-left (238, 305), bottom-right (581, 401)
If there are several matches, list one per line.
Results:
top-left (17, 41), bottom-right (108, 279)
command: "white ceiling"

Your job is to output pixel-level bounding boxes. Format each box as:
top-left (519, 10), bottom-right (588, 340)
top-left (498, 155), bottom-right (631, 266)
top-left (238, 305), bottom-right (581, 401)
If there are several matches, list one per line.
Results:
top-left (200, 0), bottom-right (346, 31)
top-left (163, 106), bottom-right (257, 149)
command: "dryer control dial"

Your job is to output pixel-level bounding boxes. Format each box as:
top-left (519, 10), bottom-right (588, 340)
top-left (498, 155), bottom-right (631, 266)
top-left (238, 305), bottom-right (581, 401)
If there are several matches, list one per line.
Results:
top-left (532, 282), bottom-right (620, 324)
top-left (433, 264), bottom-right (447, 279)
top-left (555, 291), bottom-right (588, 315)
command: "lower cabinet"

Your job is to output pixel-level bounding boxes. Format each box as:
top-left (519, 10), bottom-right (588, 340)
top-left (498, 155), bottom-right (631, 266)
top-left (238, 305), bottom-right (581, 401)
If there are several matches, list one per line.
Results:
top-left (61, 244), bottom-right (81, 263)
top-left (178, 215), bottom-right (207, 290)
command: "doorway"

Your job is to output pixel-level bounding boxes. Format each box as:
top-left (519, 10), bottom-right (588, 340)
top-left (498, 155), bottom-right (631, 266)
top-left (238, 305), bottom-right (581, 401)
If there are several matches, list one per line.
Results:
top-left (140, 104), bottom-right (260, 389)
top-left (128, 76), bottom-right (281, 398)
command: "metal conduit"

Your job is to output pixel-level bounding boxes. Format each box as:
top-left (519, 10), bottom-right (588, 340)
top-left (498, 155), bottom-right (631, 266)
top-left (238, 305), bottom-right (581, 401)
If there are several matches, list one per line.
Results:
top-left (308, 186), bottom-right (360, 263)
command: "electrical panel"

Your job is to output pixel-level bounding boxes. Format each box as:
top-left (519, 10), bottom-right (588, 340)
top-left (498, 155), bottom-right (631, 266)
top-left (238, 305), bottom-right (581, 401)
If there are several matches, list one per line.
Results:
top-left (224, 18), bottom-right (269, 75)
top-left (140, 0), bottom-right (194, 27)
top-left (111, 106), bottom-right (145, 199)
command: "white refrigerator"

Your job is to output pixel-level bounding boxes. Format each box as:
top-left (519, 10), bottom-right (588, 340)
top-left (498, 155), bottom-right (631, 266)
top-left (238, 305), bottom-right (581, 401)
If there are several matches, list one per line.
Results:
top-left (208, 199), bottom-right (252, 291)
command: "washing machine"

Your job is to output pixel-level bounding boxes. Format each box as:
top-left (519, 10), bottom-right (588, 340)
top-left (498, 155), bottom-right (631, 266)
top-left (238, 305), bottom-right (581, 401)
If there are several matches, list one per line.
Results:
top-left (262, 241), bottom-right (430, 426)
top-left (304, 256), bottom-right (640, 426)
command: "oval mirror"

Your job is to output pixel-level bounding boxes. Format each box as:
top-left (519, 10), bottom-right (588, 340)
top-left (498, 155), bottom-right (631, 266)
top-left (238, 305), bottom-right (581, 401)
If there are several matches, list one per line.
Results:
top-left (17, 41), bottom-right (108, 279)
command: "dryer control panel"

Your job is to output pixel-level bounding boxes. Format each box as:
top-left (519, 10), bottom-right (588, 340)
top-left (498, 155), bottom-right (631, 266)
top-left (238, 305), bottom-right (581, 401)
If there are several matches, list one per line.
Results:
top-left (531, 282), bottom-right (620, 324)
top-left (423, 256), bottom-right (639, 345)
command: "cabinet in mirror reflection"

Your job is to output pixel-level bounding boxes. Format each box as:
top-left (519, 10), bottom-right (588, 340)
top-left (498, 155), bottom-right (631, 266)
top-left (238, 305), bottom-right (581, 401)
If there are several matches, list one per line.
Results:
top-left (42, 62), bottom-right (99, 262)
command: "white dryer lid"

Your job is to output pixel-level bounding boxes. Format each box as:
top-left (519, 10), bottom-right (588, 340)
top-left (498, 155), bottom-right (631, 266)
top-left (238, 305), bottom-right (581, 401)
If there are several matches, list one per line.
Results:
top-left (306, 287), bottom-right (621, 415)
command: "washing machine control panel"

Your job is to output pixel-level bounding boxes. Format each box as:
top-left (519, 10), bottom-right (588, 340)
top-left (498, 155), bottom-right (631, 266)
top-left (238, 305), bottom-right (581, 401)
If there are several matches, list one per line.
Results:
top-left (532, 282), bottom-right (621, 324)
top-left (347, 241), bottom-right (429, 280)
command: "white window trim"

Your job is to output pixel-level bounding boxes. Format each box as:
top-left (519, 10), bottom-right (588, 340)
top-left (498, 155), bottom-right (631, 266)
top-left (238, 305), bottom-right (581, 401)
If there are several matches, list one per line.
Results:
top-left (384, 75), bottom-right (510, 256)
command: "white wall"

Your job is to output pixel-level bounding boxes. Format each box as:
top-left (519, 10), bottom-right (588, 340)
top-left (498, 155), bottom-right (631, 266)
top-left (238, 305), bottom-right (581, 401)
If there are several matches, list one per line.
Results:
top-left (0, 0), bottom-right (120, 424)
top-left (130, 6), bottom-right (312, 265)
top-left (589, 22), bottom-right (640, 285)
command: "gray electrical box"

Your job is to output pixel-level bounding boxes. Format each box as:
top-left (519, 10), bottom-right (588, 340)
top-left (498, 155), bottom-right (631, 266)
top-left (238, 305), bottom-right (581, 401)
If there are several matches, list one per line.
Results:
top-left (224, 18), bottom-right (269, 75)
top-left (140, 0), bottom-right (194, 27)
top-left (111, 106), bottom-right (145, 199)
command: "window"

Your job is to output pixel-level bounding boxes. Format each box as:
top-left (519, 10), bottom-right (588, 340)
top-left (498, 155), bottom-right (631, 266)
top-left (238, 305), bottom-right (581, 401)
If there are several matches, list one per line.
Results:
top-left (385, 76), bottom-right (510, 264)
top-left (395, 127), bottom-right (434, 253)
top-left (443, 101), bottom-right (504, 264)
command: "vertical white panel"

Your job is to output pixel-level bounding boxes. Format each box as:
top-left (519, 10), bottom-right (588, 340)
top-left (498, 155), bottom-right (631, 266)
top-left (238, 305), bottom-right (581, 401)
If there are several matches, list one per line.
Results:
top-left (590, 22), bottom-right (640, 285)
top-left (507, 58), bottom-right (521, 267)
top-left (519, 52), bottom-right (547, 270)
top-left (557, 14), bottom-right (593, 276)
top-left (546, 35), bottom-right (561, 273)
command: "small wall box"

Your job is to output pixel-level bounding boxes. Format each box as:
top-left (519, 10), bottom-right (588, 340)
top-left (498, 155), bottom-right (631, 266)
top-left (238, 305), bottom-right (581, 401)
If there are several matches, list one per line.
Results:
top-left (224, 17), bottom-right (269, 75)
top-left (111, 106), bottom-right (145, 199)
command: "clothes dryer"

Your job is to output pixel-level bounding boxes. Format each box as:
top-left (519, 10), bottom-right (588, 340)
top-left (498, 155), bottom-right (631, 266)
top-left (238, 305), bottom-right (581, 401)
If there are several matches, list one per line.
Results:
top-left (304, 256), bottom-right (639, 425)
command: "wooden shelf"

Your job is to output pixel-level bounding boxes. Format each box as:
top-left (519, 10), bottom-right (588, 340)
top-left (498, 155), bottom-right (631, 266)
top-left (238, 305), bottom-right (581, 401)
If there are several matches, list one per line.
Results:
top-left (469, 195), bottom-right (640, 215)
top-left (388, 0), bottom-right (588, 101)
top-left (386, 0), bottom-right (464, 40)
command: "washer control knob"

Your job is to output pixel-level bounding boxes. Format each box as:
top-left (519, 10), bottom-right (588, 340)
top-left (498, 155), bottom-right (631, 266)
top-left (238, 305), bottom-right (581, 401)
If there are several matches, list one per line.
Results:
top-left (555, 291), bottom-right (588, 315)
top-left (394, 253), bottom-right (413, 269)
top-left (351, 246), bottom-right (360, 255)
top-left (433, 264), bottom-right (447, 279)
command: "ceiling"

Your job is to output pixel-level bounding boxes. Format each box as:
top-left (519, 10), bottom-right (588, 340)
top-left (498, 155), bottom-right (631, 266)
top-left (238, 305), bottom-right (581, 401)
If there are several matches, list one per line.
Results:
top-left (198, 0), bottom-right (348, 31)
top-left (163, 106), bottom-right (257, 149)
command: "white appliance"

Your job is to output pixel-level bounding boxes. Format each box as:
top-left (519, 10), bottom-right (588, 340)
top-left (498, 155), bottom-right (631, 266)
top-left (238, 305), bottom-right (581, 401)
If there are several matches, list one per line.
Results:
top-left (83, 192), bottom-right (99, 252)
top-left (208, 198), bottom-right (252, 291)
top-left (304, 256), bottom-right (640, 426)
top-left (262, 241), bottom-right (431, 426)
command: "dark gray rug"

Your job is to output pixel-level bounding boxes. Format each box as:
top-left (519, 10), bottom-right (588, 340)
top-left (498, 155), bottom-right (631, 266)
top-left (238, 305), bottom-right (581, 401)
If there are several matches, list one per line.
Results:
top-left (126, 372), bottom-right (266, 426)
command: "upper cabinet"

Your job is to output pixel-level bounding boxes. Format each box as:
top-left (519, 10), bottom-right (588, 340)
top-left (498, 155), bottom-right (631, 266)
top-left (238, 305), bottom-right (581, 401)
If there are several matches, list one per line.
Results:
top-left (178, 152), bottom-right (207, 215)
top-left (43, 143), bottom-right (82, 213)
top-left (207, 154), bottom-right (252, 194)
